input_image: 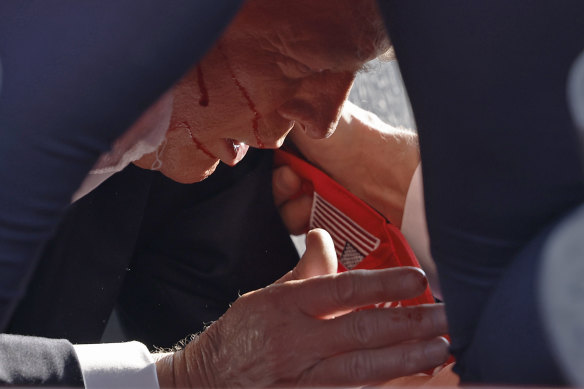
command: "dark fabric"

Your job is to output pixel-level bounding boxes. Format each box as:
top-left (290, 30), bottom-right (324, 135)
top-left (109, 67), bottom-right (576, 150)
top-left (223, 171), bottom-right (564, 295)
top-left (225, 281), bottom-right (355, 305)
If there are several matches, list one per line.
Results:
top-left (8, 150), bottom-right (299, 351)
top-left (463, 218), bottom-right (567, 383)
top-left (117, 149), bottom-right (300, 349)
top-left (7, 165), bottom-right (153, 344)
top-left (379, 1), bottom-right (584, 385)
top-left (0, 0), bottom-right (243, 331)
top-left (0, 334), bottom-right (83, 386)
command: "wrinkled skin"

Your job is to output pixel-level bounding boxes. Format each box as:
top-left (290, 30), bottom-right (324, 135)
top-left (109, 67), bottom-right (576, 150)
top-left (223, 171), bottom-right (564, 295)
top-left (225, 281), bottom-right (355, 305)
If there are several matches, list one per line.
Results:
top-left (135, 0), bottom-right (390, 183)
top-left (150, 0), bottom-right (449, 386)
top-left (157, 229), bottom-right (449, 387)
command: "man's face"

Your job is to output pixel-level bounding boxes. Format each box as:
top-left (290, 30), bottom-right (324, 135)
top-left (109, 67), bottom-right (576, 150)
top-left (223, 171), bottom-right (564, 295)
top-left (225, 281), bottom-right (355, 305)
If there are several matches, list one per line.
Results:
top-left (136, 0), bottom-right (389, 183)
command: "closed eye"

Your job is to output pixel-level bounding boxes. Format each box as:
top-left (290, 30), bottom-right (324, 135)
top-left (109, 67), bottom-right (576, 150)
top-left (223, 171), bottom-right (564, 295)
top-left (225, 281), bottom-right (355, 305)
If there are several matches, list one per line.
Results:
top-left (276, 58), bottom-right (314, 79)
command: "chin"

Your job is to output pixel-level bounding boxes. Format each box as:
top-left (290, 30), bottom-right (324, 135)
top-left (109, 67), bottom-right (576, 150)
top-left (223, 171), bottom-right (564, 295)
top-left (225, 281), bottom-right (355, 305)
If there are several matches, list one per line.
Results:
top-left (161, 160), bottom-right (220, 184)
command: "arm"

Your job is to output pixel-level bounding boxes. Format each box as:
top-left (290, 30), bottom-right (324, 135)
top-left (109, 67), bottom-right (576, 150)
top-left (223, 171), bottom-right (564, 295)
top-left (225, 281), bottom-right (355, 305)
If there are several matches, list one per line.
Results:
top-left (0, 335), bottom-right (160, 388)
top-left (3, 224), bottom-right (447, 388)
top-left (0, 334), bottom-right (83, 386)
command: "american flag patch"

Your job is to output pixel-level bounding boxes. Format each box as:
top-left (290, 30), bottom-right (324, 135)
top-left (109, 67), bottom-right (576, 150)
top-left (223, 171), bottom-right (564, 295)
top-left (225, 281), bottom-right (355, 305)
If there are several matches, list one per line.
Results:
top-left (310, 192), bottom-right (380, 269)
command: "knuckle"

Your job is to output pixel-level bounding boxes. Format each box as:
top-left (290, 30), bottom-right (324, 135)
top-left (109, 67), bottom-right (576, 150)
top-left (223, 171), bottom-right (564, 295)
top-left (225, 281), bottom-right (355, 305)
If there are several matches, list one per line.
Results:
top-left (397, 345), bottom-right (423, 373)
top-left (397, 348), bottom-right (413, 372)
top-left (349, 314), bottom-right (375, 347)
top-left (404, 309), bottom-right (421, 335)
top-left (345, 353), bottom-right (373, 382)
top-left (393, 307), bottom-right (426, 339)
top-left (333, 273), bottom-right (358, 308)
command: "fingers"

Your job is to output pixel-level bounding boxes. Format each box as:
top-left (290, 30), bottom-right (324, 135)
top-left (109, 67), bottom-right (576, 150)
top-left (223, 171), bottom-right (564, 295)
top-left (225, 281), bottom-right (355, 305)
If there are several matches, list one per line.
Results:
top-left (182, 253), bottom-right (445, 388)
top-left (273, 165), bottom-right (312, 235)
top-left (298, 336), bottom-right (450, 387)
top-left (292, 266), bottom-right (429, 317)
top-left (279, 195), bottom-right (312, 235)
top-left (276, 229), bottom-right (338, 284)
top-left (295, 229), bottom-right (338, 278)
top-left (317, 304), bottom-right (448, 356)
top-left (272, 165), bottom-right (302, 207)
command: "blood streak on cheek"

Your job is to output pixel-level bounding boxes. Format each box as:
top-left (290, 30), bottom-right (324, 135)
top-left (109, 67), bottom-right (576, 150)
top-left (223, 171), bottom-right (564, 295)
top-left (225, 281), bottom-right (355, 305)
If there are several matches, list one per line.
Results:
top-left (229, 72), bottom-right (263, 148)
top-left (181, 121), bottom-right (217, 160)
top-left (218, 45), bottom-right (264, 148)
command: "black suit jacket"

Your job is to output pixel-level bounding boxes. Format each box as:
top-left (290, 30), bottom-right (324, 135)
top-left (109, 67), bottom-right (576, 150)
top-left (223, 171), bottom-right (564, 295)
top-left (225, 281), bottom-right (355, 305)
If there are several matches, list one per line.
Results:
top-left (378, 1), bottom-right (584, 385)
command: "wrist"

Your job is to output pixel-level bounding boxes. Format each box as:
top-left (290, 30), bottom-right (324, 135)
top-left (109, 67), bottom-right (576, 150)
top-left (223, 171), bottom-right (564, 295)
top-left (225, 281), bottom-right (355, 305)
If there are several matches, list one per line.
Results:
top-left (176, 334), bottom-right (219, 388)
top-left (154, 353), bottom-right (175, 388)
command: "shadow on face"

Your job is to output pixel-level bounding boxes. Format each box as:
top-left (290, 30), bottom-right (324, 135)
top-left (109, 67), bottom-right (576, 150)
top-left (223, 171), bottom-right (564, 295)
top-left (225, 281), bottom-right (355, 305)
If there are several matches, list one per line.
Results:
top-left (135, 0), bottom-right (390, 184)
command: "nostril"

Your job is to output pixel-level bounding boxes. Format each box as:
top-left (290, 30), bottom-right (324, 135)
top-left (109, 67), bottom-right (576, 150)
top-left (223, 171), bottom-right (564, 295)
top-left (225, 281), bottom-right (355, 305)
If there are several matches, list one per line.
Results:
top-left (304, 125), bottom-right (324, 139)
top-left (278, 102), bottom-right (339, 139)
top-left (295, 121), bottom-right (307, 133)
top-left (301, 123), bottom-right (335, 139)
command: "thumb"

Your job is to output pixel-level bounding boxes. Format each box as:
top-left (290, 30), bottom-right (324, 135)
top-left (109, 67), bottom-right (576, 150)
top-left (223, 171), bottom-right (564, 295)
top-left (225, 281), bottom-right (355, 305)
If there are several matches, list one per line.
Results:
top-left (276, 228), bottom-right (338, 284)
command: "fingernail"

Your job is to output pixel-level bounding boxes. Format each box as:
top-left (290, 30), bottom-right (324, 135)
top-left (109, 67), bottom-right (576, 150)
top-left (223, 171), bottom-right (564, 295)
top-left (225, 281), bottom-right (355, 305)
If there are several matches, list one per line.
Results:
top-left (420, 274), bottom-right (428, 289)
top-left (402, 268), bottom-right (427, 291)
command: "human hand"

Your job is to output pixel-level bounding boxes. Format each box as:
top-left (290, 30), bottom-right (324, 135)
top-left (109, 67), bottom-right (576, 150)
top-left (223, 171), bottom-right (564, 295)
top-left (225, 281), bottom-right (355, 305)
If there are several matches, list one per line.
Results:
top-left (156, 229), bottom-right (449, 387)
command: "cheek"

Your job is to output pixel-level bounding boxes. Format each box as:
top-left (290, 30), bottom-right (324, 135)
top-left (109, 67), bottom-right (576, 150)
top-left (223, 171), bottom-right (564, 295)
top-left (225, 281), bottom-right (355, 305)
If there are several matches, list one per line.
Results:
top-left (220, 53), bottom-right (299, 117)
top-left (159, 132), bottom-right (221, 183)
top-left (202, 79), bottom-right (297, 147)
top-left (171, 51), bottom-right (299, 147)
top-left (171, 85), bottom-right (244, 143)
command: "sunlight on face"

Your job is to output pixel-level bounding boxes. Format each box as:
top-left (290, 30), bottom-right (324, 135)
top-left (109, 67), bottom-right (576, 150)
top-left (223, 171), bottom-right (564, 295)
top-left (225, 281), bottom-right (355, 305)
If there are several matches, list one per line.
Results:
top-left (135, 0), bottom-right (389, 183)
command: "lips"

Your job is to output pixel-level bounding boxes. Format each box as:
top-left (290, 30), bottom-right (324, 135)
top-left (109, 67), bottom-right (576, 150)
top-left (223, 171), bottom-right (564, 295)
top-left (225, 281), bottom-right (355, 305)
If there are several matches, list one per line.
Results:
top-left (216, 138), bottom-right (250, 166)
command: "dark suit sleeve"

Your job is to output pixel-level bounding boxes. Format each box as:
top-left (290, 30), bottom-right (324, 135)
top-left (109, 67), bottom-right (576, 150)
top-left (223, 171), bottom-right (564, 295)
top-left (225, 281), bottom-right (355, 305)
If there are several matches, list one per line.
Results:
top-left (378, 0), bottom-right (584, 385)
top-left (0, 0), bottom-right (243, 331)
top-left (0, 334), bottom-right (83, 386)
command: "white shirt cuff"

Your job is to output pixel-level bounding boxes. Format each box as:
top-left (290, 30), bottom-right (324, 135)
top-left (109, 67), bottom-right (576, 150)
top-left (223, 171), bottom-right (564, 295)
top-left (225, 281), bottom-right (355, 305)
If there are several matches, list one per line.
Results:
top-left (73, 341), bottom-right (159, 389)
top-left (400, 163), bottom-right (442, 300)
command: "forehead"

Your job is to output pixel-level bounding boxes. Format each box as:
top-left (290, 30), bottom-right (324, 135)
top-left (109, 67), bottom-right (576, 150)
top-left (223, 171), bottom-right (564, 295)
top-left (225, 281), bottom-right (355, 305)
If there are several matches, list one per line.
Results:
top-left (227, 0), bottom-right (389, 70)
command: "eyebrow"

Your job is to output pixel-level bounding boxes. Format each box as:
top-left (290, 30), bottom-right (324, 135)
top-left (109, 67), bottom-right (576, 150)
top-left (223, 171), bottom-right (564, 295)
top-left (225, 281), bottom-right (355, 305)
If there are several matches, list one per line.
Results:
top-left (275, 35), bottom-right (381, 75)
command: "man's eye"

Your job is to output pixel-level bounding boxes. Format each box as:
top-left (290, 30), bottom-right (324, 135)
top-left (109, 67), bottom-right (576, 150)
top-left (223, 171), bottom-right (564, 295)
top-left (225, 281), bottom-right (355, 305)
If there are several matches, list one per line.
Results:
top-left (277, 60), bottom-right (313, 79)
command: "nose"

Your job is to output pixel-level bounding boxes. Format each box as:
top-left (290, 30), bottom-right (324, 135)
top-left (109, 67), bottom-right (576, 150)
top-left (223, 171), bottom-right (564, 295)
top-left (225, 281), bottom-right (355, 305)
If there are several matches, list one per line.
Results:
top-left (277, 71), bottom-right (355, 139)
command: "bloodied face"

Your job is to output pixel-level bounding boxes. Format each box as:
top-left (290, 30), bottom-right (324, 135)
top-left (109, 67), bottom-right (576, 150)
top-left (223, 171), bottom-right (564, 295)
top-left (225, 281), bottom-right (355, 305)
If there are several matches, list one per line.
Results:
top-left (135, 0), bottom-right (390, 183)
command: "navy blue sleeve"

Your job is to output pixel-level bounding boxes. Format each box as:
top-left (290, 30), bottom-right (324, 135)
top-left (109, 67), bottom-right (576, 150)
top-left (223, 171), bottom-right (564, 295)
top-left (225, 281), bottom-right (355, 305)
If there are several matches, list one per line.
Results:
top-left (0, 334), bottom-right (83, 386)
top-left (379, 0), bottom-right (584, 385)
top-left (0, 1), bottom-right (243, 330)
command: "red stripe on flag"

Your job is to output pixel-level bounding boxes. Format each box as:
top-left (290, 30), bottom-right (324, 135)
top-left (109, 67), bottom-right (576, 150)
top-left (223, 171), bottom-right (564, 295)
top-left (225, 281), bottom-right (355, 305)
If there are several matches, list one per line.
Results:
top-left (312, 212), bottom-right (348, 258)
top-left (314, 195), bottom-right (379, 250)
top-left (313, 209), bottom-right (368, 257)
top-left (310, 193), bottom-right (380, 259)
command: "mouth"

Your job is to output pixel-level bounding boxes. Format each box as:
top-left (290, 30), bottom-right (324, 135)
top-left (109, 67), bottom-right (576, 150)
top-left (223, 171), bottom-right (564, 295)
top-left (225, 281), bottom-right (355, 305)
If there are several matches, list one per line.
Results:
top-left (217, 138), bottom-right (250, 166)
